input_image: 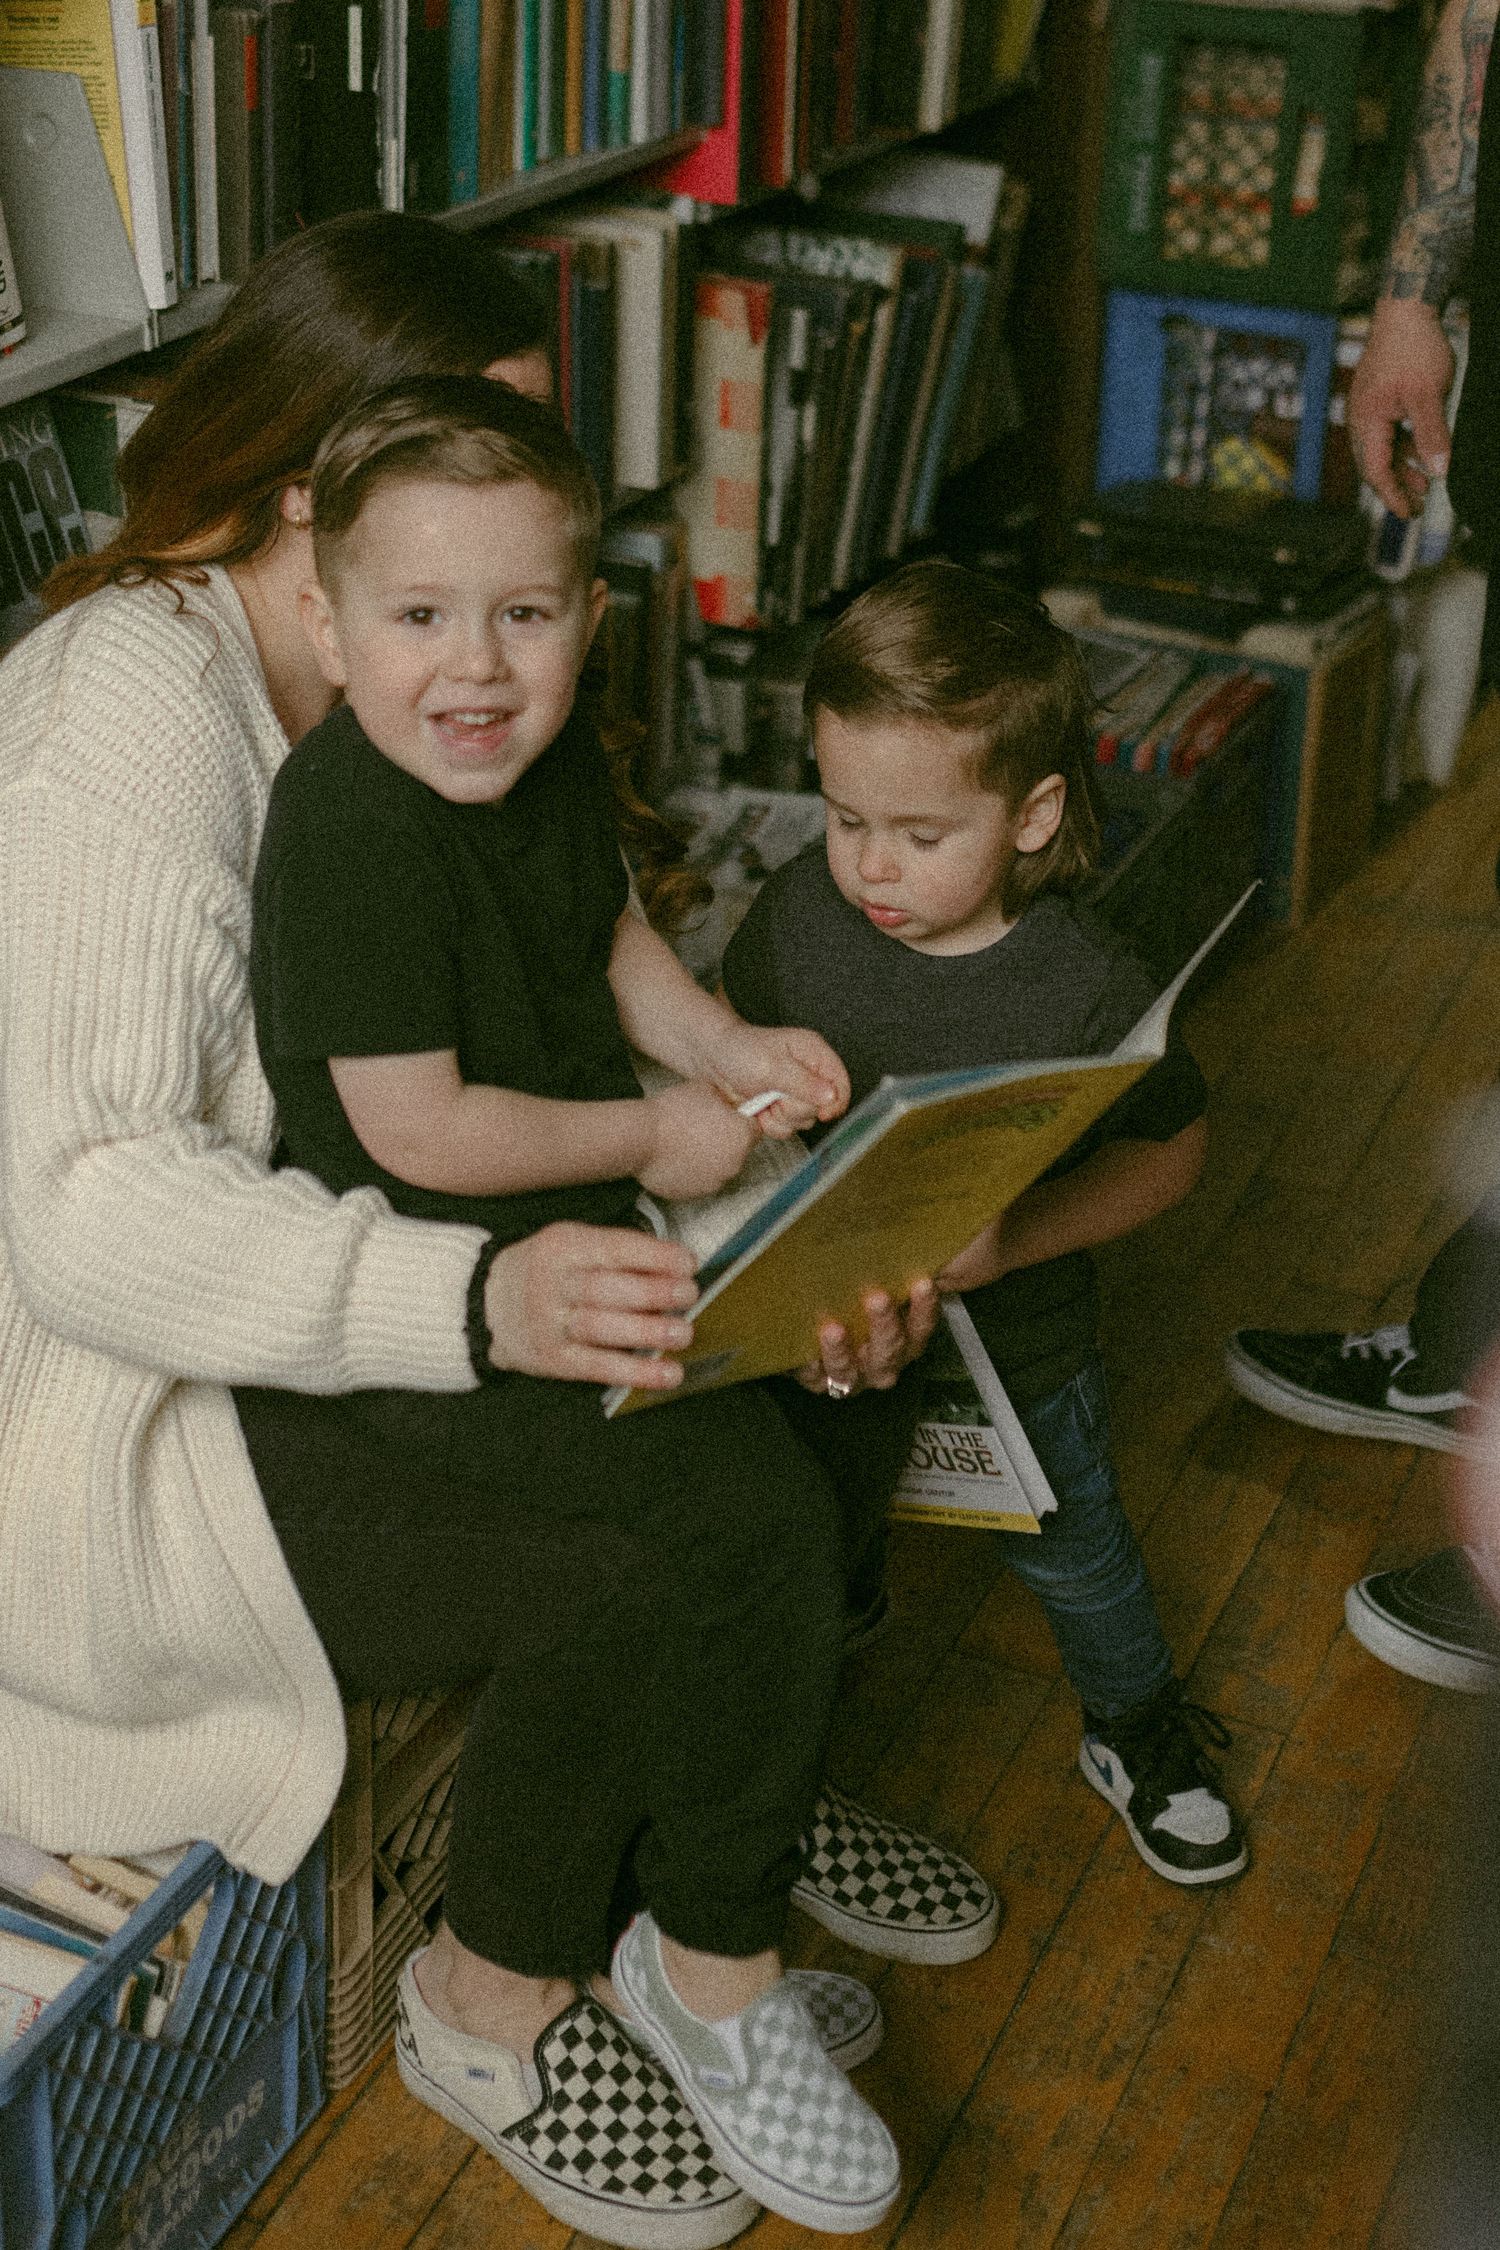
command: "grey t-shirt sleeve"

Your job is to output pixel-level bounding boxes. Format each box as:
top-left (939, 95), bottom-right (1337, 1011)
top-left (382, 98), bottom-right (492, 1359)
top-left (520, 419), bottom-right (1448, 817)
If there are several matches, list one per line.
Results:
top-left (721, 887), bottom-right (786, 1027)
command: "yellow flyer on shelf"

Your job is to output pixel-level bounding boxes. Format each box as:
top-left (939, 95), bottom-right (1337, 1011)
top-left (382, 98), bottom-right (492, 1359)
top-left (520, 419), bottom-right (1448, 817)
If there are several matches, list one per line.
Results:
top-left (605, 886), bottom-right (1255, 1418)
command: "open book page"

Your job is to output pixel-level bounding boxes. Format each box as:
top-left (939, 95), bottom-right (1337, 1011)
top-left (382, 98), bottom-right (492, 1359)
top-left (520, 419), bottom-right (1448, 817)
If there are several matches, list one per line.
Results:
top-left (892, 1301), bottom-right (1058, 1532)
top-left (608, 886), bottom-right (1255, 1417)
top-left (630, 1055), bottom-right (810, 1265)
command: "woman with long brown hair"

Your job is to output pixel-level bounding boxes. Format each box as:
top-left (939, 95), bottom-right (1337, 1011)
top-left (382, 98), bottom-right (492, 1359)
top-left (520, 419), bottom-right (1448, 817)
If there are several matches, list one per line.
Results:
top-left (0, 211), bottom-right (984, 2247)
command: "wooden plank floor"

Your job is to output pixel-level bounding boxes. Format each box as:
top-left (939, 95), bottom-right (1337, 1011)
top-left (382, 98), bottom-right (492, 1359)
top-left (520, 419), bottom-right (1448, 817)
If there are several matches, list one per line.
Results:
top-left (225, 706), bottom-right (1500, 2250)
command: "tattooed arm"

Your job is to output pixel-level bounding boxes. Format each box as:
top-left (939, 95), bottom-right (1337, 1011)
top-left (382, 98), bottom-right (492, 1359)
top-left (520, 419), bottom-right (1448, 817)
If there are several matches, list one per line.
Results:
top-left (1348, 0), bottom-right (1496, 514)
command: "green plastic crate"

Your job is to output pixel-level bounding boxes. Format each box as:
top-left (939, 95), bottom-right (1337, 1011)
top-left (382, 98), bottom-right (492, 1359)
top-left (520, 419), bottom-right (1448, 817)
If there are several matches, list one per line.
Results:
top-left (1101, 0), bottom-right (1419, 312)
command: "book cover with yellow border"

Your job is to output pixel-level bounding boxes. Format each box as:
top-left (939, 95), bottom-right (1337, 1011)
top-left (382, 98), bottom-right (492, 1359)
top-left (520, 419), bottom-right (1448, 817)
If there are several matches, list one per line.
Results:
top-left (606, 887), bottom-right (1254, 1416)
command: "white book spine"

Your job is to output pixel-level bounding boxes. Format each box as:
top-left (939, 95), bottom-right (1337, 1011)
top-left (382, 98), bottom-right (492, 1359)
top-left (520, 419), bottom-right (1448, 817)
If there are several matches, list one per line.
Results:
top-left (190, 0), bottom-right (219, 280)
top-left (379, 0), bottom-right (406, 208)
top-left (0, 187), bottom-right (25, 350)
top-left (628, 0), bottom-right (649, 143)
top-left (112, 0), bottom-right (178, 308)
top-left (918, 0), bottom-right (960, 131)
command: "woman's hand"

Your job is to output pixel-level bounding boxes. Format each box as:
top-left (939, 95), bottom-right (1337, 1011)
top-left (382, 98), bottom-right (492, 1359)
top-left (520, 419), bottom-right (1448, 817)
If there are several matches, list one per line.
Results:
top-left (794, 1279), bottom-right (940, 1397)
top-left (636, 1080), bottom-right (758, 1199)
top-left (482, 1221), bottom-right (698, 1389)
top-left (706, 1018), bottom-right (850, 1138)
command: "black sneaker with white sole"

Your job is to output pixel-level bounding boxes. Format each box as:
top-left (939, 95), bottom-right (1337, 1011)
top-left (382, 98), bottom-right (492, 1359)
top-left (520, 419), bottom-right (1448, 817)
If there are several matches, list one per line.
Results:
top-left (1225, 1323), bottom-right (1471, 1452)
top-left (1080, 1682), bottom-right (1249, 1885)
top-left (1345, 1547), bottom-right (1500, 1693)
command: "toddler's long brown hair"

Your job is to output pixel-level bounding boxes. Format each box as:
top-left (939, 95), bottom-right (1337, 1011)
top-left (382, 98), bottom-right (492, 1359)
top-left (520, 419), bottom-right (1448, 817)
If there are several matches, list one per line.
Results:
top-left (806, 561), bottom-right (1101, 920)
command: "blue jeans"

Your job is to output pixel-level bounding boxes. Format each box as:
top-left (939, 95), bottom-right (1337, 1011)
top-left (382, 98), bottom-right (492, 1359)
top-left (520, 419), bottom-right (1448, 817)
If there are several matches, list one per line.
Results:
top-left (1006, 1355), bottom-right (1174, 1721)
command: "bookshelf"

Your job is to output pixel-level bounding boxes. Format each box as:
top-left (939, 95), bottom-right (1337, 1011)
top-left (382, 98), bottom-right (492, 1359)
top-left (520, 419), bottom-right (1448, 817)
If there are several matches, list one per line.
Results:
top-left (0, 0), bottom-right (1063, 795)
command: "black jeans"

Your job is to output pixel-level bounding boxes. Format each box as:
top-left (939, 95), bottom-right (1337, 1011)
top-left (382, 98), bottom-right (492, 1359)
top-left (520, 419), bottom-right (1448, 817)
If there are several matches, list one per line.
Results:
top-left (1409, 1192), bottom-right (1500, 1397)
top-left (236, 1364), bottom-right (920, 1979)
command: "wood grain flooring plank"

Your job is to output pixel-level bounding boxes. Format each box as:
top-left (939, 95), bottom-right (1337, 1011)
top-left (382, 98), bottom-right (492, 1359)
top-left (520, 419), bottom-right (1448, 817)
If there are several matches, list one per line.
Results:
top-left (219, 2056), bottom-right (387, 2246)
top-left (1209, 1951), bottom-right (1433, 2250)
top-left (405, 2149), bottom-right (571, 2250)
top-left (242, 2055), bottom-right (472, 2250)
top-left (889, 1723), bottom-right (1280, 2250)
top-left (1049, 1631), bottom-right (1430, 2248)
top-left (1187, 1440), bottom-right (1421, 1734)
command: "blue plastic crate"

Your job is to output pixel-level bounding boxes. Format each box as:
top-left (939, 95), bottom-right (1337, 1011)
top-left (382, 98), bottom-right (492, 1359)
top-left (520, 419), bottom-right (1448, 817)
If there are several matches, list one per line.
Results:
top-left (0, 1841), bottom-right (325, 2250)
top-left (1097, 288), bottom-right (1337, 503)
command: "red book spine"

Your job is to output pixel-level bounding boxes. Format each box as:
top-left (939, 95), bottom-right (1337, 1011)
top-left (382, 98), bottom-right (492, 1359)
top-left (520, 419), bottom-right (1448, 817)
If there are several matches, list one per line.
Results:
top-left (653, 0), bottom-right (744, 203)
top-left (1174, 674), bottom-right (1270, 776)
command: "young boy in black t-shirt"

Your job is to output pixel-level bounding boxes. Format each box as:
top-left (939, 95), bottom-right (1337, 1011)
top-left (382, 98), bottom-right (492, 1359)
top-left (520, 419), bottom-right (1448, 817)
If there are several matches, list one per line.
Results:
top-left (244, 375), bottom-right (914, 2238)
top-left (723, 560), bottom-right (1249, 1888)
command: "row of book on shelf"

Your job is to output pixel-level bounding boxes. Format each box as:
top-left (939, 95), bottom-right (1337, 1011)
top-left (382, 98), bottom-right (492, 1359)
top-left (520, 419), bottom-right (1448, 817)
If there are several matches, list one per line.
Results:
top-left (0, 0), bottom-right (1047, 331)
top-left (1, 144), bottom-right (1031, 751)
top-left (0, 0), bottom-right (717, 314)
top-left (678, 0), bottom-right (1046, 204)
top-left (0, 1831), bottom-right (207, 2050)
top-left (1077, 636), bottom-right (1274, 776)
top-left (679, 148), bottom-right (1029, 630)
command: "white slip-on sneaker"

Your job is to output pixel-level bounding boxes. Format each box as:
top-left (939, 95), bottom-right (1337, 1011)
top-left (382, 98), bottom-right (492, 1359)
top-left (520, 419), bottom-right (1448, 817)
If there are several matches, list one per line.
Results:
top-left (612, 1912), bottom-right (902, 2236)
top-left (395, 1950), bottom-right (759, 2250)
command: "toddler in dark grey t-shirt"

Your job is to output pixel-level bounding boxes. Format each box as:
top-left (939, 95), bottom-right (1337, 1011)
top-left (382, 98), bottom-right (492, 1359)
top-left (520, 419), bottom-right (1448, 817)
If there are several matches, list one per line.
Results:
top-left (724, 561), bottom-right (1249, 1892)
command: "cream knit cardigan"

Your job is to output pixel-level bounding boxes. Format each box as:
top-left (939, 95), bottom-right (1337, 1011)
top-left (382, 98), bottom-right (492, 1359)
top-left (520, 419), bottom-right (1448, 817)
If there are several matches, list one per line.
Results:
top-left (0, 570), bottom-right (488, 1882)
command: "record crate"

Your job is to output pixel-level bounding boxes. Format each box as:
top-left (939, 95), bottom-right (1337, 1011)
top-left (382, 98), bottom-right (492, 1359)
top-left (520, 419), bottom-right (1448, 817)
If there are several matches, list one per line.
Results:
top-left (1085, 678), bottom-right (1276, 981)
top-left (0, 1841), bottom-right (325, 2250)
top-left (325, 1686), bottom-right (478, 2091)
top-left (1100, 0), bottom-right (1419, 312)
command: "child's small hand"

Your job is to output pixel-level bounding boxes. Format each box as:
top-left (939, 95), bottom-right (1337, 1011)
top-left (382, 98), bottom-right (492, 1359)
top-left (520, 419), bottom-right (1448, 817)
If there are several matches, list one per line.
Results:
top-left (709, 1021), bottom-right (851, 1137)
top-left (638, 1080), bottom-right (758, 1200)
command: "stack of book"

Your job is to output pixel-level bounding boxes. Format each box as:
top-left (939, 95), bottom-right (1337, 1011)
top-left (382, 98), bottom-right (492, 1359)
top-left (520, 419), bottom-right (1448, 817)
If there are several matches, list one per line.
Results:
top-left (0, 1832), bottom-right (206, 2050)
top-left (676, 149), bottom-right (1030, 630)
top-left (494, 196), bottom-right (693, 505)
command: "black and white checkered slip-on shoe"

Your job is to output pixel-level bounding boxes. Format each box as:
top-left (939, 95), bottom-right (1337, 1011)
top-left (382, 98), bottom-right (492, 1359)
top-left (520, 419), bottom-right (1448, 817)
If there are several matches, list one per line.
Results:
top-left (793, 1782), bottom-right (999, 1962)
top-left (395, 1951), bottom-right (758, 2250)
top-left (1080, 1682), bottom-right (1248, 1887)
top-left (1225, 1324), bottom-right (1472, 1453)
top-left (613, 1912), bottom-right (901, 2235)
top-left (1345, 1547), bottom-right (1500, 1692)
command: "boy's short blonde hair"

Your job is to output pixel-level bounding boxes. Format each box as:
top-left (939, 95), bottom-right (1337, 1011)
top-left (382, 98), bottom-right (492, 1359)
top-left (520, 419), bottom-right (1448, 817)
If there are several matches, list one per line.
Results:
top-left (310, 373), bottom-right (602, 587)
top-left (805, 560), bottom-right (1101, 917)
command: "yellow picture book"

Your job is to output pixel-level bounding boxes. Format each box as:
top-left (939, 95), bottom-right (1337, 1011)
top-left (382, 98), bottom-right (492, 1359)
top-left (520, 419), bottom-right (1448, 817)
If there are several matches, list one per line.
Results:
top-left (605, 888), bottom-right (1255, 1418)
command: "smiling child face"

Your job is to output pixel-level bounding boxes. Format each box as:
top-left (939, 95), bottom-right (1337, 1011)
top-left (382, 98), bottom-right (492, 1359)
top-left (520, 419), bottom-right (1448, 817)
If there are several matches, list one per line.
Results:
top-left (815, 707), bottom-right (1063, 956)
top-left (302, 474), bottom-right (605, 806)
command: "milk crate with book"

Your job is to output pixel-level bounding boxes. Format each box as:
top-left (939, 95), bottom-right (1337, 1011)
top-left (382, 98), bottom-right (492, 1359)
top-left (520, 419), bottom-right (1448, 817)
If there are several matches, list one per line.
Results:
top-left (0, 1841), bottom-right (324, 2250)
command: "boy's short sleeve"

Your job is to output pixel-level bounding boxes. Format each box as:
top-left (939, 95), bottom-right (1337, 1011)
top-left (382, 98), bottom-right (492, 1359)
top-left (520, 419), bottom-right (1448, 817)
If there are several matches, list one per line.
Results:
top-left (259, 810), bottom-right (463, 1060)
top-left (1098, 1026), bottom-right (1207, 1145)
top-left (721, 894), bottom-right (784, 1026)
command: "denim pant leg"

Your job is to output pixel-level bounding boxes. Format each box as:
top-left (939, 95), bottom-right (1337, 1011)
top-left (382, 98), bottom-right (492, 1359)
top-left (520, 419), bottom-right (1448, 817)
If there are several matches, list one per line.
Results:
top-left (1004, 1355), bottom-right (1174, 1720)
